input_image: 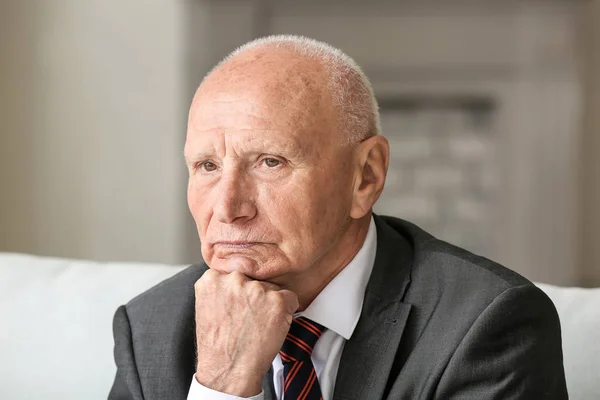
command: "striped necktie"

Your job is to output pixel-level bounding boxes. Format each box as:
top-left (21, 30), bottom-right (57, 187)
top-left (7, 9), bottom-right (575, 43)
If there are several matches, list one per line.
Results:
top-left (279, 317), bottom-right (326, 400)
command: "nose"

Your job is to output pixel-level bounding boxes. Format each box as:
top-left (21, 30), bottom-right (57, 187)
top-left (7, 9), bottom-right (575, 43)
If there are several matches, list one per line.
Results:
top-left (213, 168), bottom-right (257, 224)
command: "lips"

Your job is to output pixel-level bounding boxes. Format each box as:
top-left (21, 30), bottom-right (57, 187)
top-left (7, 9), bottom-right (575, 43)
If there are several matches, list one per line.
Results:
top-left (213, 241), bottom-right (261, 249)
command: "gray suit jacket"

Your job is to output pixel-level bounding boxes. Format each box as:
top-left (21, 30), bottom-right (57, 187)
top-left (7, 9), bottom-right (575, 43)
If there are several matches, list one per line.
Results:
top-left (109, 215), bottom-right (568, 399)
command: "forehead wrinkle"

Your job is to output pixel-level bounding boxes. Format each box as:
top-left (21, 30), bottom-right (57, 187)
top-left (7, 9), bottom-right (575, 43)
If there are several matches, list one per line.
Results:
top-left (190, 92), bottom-right (319, 146)
top-left (186, 125), bottom-right (306, 161)
top-left (190, 91), bottom-right (292, 132)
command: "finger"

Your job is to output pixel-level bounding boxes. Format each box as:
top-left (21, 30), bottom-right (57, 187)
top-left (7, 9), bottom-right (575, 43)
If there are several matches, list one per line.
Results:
top-left (227, 270), bottom-right (252, 284)
top-left (277, 289), bottom-right (299, 315)
top-left (195, 268), bottom-right (221, 291)
top-left (253, 280), bottom-right (283, 292)
top-left (198, 268), bottom-right (224, 284)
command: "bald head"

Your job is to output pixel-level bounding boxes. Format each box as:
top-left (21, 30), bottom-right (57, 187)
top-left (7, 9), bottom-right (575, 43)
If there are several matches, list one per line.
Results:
top-left (197, 35), bottom-right (381, 145)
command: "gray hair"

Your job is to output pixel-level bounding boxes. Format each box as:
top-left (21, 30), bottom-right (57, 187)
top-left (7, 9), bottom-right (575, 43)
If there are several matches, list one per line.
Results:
top-left (205, 35), bottom-right (381, 145)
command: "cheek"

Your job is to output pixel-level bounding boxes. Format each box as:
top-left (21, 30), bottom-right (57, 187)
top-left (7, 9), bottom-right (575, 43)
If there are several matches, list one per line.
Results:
top-left (187, 180), bottom-right (210, 231)
top-left (257, 180), bottom-right (308, 233)
top-left (188, 181), bottom-right (215, 261)
top-left (261, 175), bottom-right (344, 244)
top-left (304, 169), bottom-right (355, 231)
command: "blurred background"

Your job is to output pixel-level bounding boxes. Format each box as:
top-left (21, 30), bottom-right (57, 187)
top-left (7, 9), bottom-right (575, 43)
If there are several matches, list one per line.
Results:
top-left (0, 0), bottom-right (598, 287)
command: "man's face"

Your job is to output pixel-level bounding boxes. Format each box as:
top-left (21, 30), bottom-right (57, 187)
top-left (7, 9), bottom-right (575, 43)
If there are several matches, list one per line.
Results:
top-left (184, 68), bottom-right (357, 285)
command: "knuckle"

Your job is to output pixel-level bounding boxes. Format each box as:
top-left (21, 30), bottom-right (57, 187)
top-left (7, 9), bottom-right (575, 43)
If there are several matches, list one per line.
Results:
top-left (195, 269), bottom-right (219, 291)
top-left (269, 292), bottom-right (286, 312)
top-left (229, 270), bottom-right (244, 278)
top-left (202, 268), bottom-right (218, 280)
top-left (247, 281), bottom-right (266, 299)
top-left (247, 279), bottom-right (263, 290)
top-left (228, 270), bottom-right (246, 284)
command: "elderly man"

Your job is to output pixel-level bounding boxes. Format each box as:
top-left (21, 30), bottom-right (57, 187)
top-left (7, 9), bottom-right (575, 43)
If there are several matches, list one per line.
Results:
top-left (109, 36), bottom-right (567, 400)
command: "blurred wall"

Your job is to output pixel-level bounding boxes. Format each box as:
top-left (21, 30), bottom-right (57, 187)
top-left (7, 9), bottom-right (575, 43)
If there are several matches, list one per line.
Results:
top-left (580, 1), bottom-right (600, 286)
top-left (0, 1), bottom-right (190, 263)
top-left (0, 0), bottom-right (598, 285)
top-left (0, 2), bottom-right (37, 258)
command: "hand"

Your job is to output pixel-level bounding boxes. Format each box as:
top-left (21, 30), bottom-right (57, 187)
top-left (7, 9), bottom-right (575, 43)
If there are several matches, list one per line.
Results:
top-left (194, 268), bottom-right (299, 397)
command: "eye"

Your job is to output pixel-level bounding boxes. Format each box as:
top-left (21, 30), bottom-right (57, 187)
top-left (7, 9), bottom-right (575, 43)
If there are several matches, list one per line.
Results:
top-left (198, 161), bottom-right (217, 172)
top-left (262, 158), bottom-right (281, 168)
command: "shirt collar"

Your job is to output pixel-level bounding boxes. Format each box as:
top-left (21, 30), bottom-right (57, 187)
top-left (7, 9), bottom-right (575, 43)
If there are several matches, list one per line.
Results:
top-left (298, 216), bottom-right (377, 340)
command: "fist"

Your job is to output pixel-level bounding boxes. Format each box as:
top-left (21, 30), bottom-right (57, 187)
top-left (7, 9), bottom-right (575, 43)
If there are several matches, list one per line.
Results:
top-left (194, 268), bottom-right (299, 397)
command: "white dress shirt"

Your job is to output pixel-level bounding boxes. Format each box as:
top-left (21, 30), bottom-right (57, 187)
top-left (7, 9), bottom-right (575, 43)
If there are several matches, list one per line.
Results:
top-left (188, 217), bottom-right (377, 400)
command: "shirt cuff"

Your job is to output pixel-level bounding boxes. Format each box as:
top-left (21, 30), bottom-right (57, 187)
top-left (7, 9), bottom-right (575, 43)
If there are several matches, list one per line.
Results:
top-left (187, 375), bottom-right (264, 400)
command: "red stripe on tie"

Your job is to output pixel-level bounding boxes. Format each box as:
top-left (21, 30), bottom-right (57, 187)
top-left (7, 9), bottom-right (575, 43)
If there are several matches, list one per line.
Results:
top-left (284, 360), bottom-right (303, 391)
top-left (279, 350), bottom-right (296, 363)
top-left (298, 369), bottom-right (317, 400)
top-left (284, 361), bottom-right (298, 389)
top-left (286, 334), bottom-right (314, 355)
top-left (295, 318), bottom-right (323, 337)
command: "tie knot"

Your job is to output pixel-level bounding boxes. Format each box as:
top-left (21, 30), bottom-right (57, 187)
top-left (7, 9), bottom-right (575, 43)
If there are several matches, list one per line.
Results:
top-left (279, 317), bottom-right (326, 363)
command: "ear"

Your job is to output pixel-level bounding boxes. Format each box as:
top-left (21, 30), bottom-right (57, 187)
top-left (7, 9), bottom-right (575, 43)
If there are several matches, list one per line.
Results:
top-left (350, 135), bottom-right (390, 219)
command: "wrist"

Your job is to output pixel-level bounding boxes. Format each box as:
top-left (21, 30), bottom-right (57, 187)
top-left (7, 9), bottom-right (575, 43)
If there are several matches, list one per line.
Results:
top-left (195, 367), bottom-right (263, 397)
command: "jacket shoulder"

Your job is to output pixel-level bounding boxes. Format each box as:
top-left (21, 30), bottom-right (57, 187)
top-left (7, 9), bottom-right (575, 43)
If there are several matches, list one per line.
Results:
top-left (113, 264), bottom-right (207, 398)
top-left (379, 215), bottom-right (532, 294)
top-left (125, 263), bottom-right (208, 318)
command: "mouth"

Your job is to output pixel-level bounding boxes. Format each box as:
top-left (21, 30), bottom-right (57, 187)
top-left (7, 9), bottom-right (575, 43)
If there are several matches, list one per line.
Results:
top-left (213, 241), bottom-right (263, 249)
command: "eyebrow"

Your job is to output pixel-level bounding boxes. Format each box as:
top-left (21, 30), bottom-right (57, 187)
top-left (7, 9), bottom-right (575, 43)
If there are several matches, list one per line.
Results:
top-left (183, 151), bottom-right (210, 165)
top-left (184, 139), bottom-right (304, 160)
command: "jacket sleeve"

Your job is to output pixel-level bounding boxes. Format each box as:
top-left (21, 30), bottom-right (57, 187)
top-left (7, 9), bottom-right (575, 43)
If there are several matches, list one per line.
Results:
top-left (108, 305), bottom-right (145, 400)
top-left (434, 284), bottom-right (569, 399)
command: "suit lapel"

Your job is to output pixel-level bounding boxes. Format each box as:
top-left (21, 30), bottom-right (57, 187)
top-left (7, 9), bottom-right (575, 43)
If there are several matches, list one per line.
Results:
top-left (333, 215), bottom-right (414, 400)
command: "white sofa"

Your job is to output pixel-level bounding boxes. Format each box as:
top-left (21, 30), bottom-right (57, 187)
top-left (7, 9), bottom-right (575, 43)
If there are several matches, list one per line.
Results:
top-left (0, 252), bottom-right (598, 400)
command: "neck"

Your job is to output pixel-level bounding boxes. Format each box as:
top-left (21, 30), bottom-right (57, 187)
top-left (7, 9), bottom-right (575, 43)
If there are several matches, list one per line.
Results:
top-left (292, 214), bottom-right (372, 311)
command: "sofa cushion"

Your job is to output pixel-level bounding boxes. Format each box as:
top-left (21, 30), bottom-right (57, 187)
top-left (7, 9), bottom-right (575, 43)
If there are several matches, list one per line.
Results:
top-left (0, 252), bottom-right (187, 400)
top-left (537, 283), bottom-right (600, 400)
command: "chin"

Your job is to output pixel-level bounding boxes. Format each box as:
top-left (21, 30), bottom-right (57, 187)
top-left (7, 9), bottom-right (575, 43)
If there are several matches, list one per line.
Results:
top-left (210, 255), bottom-right (291, 283)
top-left (209, 256), bottom-right (261, 277)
